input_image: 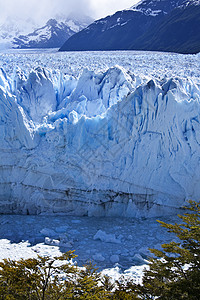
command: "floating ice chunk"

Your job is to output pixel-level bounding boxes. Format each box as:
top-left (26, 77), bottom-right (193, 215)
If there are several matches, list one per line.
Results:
top-left (71, 220), bottom-right (81, 224)
top-left (44, 237), bottom-right (73, 248)
top-left (92, 253), bottom-right (105, 262)
top-left (55, 226), bottom-right (69, 233)
top-left (133, 254), bottom-right (147, 264)
top-left (40, 228), bottom-right (57, 238)
top-left (59, 240), bottom-right (73, 248)
top-left (44, 237), bottom-right (60, 246)
top-left (110, 255), bottom-right (120, 264)
top-left (93, 230), bottom-right (121, 244)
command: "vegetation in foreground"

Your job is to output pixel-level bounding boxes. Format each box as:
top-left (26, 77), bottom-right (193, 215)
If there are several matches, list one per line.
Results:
top-left (0, 200), bottom-right (199, 299)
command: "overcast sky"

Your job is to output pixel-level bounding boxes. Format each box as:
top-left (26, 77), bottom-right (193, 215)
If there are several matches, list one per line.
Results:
top-left (0, 0), bottom-right (140, 25)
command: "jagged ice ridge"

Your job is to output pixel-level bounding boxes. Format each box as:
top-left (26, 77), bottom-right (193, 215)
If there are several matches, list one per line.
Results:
top-left (0, 53), bottom-right (200, 217)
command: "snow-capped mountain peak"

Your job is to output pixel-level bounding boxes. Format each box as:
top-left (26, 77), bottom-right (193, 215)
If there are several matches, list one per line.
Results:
top-left (59, 0), bottom-right (200, 53)
top-left (0, 17), bottom-right (38, 49)
top-left (0, 14), bottom-right (93, 50)
top-left (130, 0), bottom-right (186, 15)
top-left (179, 0), bottom-right (200, 8)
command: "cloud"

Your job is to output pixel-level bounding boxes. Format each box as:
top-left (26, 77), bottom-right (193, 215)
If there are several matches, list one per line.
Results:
top-left (89, 0), bottom-right (138, 19)
top-left (0, 0), bottom-right (140, 25)
top-left (0, 0), bottom-right (93, 25)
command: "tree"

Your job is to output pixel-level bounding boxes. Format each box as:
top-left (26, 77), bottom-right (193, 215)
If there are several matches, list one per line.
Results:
top-left (1, 200), bottom-right (199, 299)
top-left (135, 200), bottom-right (200, 299)
top-left (0, 251), bottom-right (112, 299)
top-left (68, 262), bottom-right (111, 299)
top-left (0, 251), bottom-right (77, 299)
top-left (111, 276), bottom-right (139, 300)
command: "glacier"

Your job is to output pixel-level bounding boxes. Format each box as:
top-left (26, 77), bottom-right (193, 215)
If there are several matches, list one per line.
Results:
top-left (0, 51), bottom-right (200, 217)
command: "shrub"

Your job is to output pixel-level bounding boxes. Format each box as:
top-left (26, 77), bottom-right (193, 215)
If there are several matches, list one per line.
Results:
top-left (135, 200), bottom-right (200, 299)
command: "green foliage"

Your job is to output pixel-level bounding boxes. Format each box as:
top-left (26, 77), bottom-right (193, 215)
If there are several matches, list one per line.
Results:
top-left (69, 262), bottom-right (111, 299)
top-left (0, 251), bottom-right (77, 300)
top-left (111, 277), bottom-right (139, 300)
top-left (135, 200), bottom-right (200, 299)
top-left (0, 200), bottom-right (199, 299)
top-left (0, 251), bottom-right (113, 299)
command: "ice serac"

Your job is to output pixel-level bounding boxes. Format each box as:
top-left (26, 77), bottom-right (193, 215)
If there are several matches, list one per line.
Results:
top-left (0, 66), bottom-right (200, 217)
top-left (14, 67), bottom-right (57, 123)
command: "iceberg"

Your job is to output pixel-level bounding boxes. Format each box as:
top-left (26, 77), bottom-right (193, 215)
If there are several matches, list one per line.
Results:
top-left (0, 64), bottom-right (200, 217)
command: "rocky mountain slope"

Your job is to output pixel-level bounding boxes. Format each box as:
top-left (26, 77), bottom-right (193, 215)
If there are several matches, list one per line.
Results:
top-left (132, 0), bottom-right (200, 53)
top-left (59, 0), bottom-right (200, 54)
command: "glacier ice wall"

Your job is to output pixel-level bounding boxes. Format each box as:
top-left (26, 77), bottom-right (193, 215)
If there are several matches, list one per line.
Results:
top-left (0, 65), bottom-right (200, 217)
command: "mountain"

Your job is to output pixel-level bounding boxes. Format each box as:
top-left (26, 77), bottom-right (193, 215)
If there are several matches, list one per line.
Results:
top-left (130, 0), bottom-right (185, 14)
top-left (0, 17), bottom-right (37, 50)
top-left (59, 0), bottom-right (200, 54)
top-left (131, 0), bottom-right (200, 54)
top-left (0, 15), bottom-right (93, 49)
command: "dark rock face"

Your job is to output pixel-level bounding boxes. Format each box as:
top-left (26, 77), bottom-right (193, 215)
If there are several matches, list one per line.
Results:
top-left (132, 2), bottom-right (200, 54)
top-left (60, 10), bottom-right (163, 51)
top-left (59, 0), bottom-right (200, 54)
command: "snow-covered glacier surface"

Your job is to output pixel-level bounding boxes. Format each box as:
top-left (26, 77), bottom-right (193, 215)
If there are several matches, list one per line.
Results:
top-left (0, 50), bottom-right (200, 217)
